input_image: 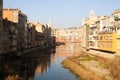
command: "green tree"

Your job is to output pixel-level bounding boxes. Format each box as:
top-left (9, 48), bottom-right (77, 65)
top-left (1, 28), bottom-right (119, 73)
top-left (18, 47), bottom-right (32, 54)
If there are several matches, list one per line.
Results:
top-left (86, 24), bottom-right (89, 32)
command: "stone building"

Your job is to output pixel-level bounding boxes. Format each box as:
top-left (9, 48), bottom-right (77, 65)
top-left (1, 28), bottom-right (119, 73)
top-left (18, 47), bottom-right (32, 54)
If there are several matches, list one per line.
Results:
top-left (34, 22), bottom-right (45, 33)
top-left (81, 9), bottom-right (120, 54)
top-left (51, 27), bottom-right (56, 46)
top-left (27, 23), bottom-right (36, 48)
top-left (33, 22), bottom-right (47, 47)
top-left (88, 16), bottom-right (107, 49)
top-left (82, 10), bottom-right (97, 49)
top-left (3, 19), bottom-right (17, 53)
top-left (56, 27), bottom-right (82, 43)
top-left (43, 24), bottom-right (52, 46)
top-left (3, 8), bottom-right (27, 50)
top-left (0, 0), bottom-right (3, 54)
top-left (112, 9), bottom-right (120, 55)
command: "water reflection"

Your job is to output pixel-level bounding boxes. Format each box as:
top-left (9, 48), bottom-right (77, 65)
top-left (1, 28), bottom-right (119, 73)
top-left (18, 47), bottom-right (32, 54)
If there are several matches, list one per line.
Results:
top-left (0, 43), bottom-right (81, 80)
top-left (0, 48), bottom-right (54, 80)
top-left (33, 43), bottom-right (81, 80)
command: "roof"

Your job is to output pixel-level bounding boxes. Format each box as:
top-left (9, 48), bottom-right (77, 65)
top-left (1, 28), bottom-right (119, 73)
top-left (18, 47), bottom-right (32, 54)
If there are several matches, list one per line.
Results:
top-left (3, 8), bottom-right (27, 17)
top-left (112, 9), bottom-right (120, 14)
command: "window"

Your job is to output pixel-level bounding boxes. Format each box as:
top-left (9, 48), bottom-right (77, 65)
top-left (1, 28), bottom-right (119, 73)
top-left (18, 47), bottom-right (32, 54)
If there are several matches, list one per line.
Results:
top-left (100, 36), bottom-right (102, 40)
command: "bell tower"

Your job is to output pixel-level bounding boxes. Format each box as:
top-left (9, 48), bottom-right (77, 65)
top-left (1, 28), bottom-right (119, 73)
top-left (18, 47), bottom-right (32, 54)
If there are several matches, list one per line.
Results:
top-left (89, 10), bottom-right (95, 18)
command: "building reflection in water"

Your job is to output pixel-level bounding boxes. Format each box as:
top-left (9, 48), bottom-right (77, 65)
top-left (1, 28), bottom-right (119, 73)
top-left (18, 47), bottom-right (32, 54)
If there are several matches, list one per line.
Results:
top-left (0, 43), bottom-right (81, 80)
top-left (0, 47), bottom-right (56, 80)
top-left (55, 43), bottom-right (81, 57)
top-left (33, 43), bottom-right (81, 80)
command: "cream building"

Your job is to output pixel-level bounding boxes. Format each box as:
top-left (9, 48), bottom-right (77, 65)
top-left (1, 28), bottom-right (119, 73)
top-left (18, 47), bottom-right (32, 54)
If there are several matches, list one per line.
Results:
top-left (88, 15), bottom-right (107, 49)
top-left (33, 22), bottom-right (53, 46)
top-left (56, 27), bottom-right (82, 43)
top-left (82, 10), bottom-right (97, 25)
top-left (112, 9), bottom-right (120, 56)
top-left (34, 22), bottom-right (45, 33)
top-left (82, 10), bottom-right (97, 49)
top-left (100, 16), bottom-right (115, 32)
top-left (82, 10), bottom-right (108, 49)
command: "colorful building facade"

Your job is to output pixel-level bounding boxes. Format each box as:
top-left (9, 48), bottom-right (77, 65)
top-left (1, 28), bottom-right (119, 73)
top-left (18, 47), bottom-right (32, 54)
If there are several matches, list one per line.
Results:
top-left (97, 32), bottom-right (117, 52)
top-left (56, 27), bottom-right (82, 43)
top-left (3, 8), bottom-right (27, 50)
top-left (81, 9), bottom-right (120, 54)
top-left (3, 19), bottom-right (17, 53)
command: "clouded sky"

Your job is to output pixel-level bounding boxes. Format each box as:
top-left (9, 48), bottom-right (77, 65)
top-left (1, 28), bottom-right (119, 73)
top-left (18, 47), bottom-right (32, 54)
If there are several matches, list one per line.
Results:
top-left (3, 0), bottom-right (120, 28)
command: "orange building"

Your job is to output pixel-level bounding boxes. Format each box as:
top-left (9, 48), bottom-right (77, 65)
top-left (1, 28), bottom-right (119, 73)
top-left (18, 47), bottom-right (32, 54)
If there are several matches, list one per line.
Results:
top-left (3, 8), bottom-right (27, 50)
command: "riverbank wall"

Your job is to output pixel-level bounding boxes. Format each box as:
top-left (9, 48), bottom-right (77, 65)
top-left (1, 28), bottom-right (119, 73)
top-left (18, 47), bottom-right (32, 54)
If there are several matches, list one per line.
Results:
top-left (62, 58), bottom-right (105, 80)
top-left (62, 48), bottom-right (120, 80)
top-left (0, 44), bottom-right (56, 58)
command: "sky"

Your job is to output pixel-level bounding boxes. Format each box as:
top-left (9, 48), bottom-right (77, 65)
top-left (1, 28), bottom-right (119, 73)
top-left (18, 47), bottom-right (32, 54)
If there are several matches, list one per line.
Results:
top-left (3, 0), bottom-right (120, 28)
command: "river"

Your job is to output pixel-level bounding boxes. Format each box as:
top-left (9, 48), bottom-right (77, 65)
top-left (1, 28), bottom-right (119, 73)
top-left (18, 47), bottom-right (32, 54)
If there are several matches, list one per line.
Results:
top-left (0, 43), bottom-right (81, 80)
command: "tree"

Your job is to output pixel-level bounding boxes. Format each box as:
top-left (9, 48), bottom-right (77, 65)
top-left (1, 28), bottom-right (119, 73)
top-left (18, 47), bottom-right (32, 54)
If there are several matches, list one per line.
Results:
top-left (86, 24), bottom-right (89, 32)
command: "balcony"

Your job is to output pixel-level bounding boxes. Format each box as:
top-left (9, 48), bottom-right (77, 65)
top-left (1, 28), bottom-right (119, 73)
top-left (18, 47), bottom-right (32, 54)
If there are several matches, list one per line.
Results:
top-left (9, 30), bottom-right (17, 35)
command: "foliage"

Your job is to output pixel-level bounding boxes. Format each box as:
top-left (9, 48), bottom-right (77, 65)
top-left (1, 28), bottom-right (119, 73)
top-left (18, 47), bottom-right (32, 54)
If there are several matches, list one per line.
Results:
top-left (107, 57), bottom-right (120, 80)
top-left (74, 54), bottom-right (97, 61)
top-left (62, 58), bottom-right (105, 80)
top-left (86, 24), bottom-right (89, 32)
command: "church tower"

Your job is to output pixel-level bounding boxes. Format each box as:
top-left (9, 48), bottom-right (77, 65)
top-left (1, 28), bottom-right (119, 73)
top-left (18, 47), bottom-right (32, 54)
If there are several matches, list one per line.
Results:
top-left (89, 10), bottom-right (95, 18)
top-left (89, 10), bottom-right (97, 24)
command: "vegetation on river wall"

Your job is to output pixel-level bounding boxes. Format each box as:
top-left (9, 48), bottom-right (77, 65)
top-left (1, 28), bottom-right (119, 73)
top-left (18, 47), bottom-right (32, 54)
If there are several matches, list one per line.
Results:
top-left (62, 58), bottom-right (106, 80)
top-left (107, 56), bottom-right (120, 80)
top-left (62, 52), bottom-right (120, 80)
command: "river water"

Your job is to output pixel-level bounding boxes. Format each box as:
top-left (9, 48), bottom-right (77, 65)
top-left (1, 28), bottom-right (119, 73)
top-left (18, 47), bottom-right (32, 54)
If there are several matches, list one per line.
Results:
top-left (0, 43), bottom-right (81, 80)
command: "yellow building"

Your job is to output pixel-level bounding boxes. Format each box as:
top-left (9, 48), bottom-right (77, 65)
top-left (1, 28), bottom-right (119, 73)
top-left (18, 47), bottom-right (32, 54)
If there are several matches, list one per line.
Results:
top-left (97, 32), bottom-right (117, 52)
